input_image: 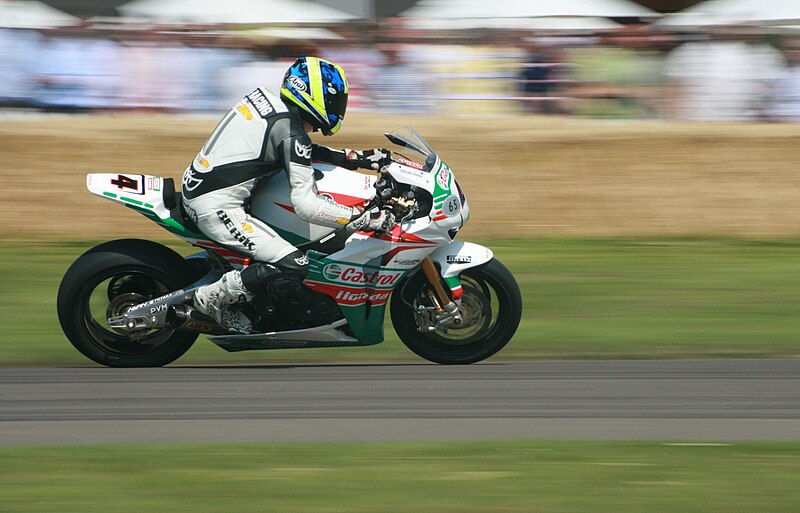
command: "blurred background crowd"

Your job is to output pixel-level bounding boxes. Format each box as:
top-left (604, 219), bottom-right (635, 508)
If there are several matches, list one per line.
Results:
top-left (4, 0), bottom-right (800, 120)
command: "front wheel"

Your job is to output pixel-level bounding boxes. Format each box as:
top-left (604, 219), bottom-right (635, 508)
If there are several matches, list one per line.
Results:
top-left (57, 239), bottom-right (201, 367)
top-left (390, 258), bottom-right (522, 364)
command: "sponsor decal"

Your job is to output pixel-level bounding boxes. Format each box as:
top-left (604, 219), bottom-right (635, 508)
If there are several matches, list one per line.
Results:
top-left (443, 195), bottom-right (461, 218)
top-left (245, 88), bottom-right (274, 118)
top-left (294, 254), bottom-right (309, 266)
top-left (273, 341), bottom-right (310, 348)
top-left (183, 202), bottom-right (198, 223)
top-left (150, 304), bottom-right (168, 315)
top-left (446, 255), bottom-right (472, 264)
top-left (183, 169), bottom-right (202, 192)
top-left (235, 102), bottom-right (253, 120)
top-left (322, 264), bottom-right (403, 287)
top-left (111, 174), bottom-right (144, 195)
top-left (437, 167), bottom-right (450, 190)
top-left (184, 321), bottom-right (215, 333)
top-left (133, 291), bottom-right (179, 311)
top-left (395, 155), bottom-right (424, 171)
top-left (394, 258), bottom-right (421, 266)
top-left (323, 263), bottom-right (343, 281)
top-left (295, 140), bottom-right (312, 160)
top-left (217, 210), bottom-right (256, 251)
top-left (336, 289), bottom-right (391, 304)
top-left (289, 75), bottom-right (307, 92)
top-left (183, 154), bottom-right (214, 193)
top-left (240, 222), bottom-right (254, 234)
top-left (327, 86), bottom-right (337, 94)
top-left (315, 211), bottom-right (351, 225)
top-left (146, 176), bottom-right (161, 192)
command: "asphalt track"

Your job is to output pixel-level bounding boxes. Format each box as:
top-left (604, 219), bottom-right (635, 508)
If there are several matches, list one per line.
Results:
top-left (1, 359), bottom-right (799, 446)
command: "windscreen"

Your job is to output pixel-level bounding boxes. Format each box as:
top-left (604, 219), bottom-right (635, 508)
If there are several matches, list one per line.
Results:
top-left (384, 127), bottom-right (438, 171)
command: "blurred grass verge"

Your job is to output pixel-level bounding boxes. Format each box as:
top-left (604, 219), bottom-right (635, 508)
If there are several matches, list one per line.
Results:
top-left (1, 440), bottom-right (798, 513)
top-left (3, 237), bottom-right (800, 366)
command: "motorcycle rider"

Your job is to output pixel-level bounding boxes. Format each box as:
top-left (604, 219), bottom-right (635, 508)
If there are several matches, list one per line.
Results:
top-left (182, 56), bottom-right (394, 334)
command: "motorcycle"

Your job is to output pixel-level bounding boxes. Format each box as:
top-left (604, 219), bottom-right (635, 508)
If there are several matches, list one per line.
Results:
top-left (57, 127), bottom-right (522, 367)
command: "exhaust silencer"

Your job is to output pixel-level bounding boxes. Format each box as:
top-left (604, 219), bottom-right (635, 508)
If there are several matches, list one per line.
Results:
top-left (166, 305), bottom-right (229, 335)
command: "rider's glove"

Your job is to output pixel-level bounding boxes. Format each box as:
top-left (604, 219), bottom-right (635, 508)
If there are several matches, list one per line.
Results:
top-left (348, 208), bottom-right (396, 234)
top-left (346, 148), bottom-right (391, 170)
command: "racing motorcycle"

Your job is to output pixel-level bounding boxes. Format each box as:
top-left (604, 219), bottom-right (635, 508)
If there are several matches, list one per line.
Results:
top-left (57, 127), bottom-right (522, 367)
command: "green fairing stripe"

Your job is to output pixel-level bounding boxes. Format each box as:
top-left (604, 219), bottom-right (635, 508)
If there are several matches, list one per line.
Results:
top-left (119, 196), bottom-right (154, 209)
top-left (268, 224), bottom-right (311, 246)
top-left (103, 192), bottom-right (117, 199)
top-left (432, 160), bottom-right (451, 199)
top-left (444, 276), bottom-right (461, 289)
top-left (338, 303), bottom-right (387, 345)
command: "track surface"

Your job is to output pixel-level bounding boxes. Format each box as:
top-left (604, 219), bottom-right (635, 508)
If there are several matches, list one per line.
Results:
top-left (1, 359), bottom-right (799, 446)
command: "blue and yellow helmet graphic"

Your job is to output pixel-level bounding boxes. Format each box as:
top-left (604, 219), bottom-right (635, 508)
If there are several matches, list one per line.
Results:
top-left (280, 56), bottom-right (349, 136)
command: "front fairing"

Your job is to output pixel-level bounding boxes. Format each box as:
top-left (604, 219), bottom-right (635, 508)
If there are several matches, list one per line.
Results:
top-left (383, 128), bottom-right (470, 233)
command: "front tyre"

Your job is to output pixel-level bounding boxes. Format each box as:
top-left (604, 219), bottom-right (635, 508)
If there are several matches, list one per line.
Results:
top-left (57, 239), bottom-right (200, 367)
top-left (391, 258), bottom-right (522, 364)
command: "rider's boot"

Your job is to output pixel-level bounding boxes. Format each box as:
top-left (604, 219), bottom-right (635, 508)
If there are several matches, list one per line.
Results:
top-left (193, 270), bottom-right (254, 334)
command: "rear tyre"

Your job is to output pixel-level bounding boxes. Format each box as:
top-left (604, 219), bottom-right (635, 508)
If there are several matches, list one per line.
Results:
top-left (57, 239), bottom-right (200, 367)
top-left (390, 258), bottom-right (522, 364)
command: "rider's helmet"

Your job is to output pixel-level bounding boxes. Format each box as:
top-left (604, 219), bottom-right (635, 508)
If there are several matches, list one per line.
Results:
top-left (280, 56), bottom-right (349, 136)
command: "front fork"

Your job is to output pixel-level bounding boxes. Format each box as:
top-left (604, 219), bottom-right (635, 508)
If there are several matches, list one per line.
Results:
top-left (416, 257), bottom-right (463, 333)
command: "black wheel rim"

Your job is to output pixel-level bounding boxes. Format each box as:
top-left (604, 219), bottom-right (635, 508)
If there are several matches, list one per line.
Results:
top-left (81, 270), bottom-right (179, 357)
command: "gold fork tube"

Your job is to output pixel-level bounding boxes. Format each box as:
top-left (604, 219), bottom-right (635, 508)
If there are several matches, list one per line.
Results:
top-left (421, 257), bottom-right (452, 308)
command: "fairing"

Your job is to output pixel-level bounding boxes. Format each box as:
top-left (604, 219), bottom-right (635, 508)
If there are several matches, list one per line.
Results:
top-left (87, 127), bottom-right (476, 346)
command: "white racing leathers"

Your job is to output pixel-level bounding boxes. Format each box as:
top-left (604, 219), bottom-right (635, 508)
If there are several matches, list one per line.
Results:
top-left (181, 88), bottom-right (357, 263)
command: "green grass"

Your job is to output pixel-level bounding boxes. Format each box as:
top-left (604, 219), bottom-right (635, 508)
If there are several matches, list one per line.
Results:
top-left (3, 238), bottom-right (800, 366)
top-left (1, 441), bottom-right (799, 513)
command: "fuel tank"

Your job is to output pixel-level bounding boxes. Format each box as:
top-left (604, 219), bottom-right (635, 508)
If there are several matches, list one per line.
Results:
top-left (249, 163), bottom-right (377, 245)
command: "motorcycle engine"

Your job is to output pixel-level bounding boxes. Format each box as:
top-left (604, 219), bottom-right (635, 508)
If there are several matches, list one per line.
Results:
top-left (250, 286), bottom-right (340, 332)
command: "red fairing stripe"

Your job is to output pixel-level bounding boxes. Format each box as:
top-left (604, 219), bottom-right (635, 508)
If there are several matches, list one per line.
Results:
top-left (450, 286), bottom-right (463, 301)
top-left (319, 191), bottom-right (370, 207)
top-left (381, 245), bottom-right (432, 264)
top-left (378, 225), bottom-right (435, 244)
top-left (195, 241), bottom-right (249, 264)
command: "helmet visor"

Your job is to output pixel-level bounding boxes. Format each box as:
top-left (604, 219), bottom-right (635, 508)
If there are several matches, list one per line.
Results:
top-left (325, 90), bottom-right (347, 122)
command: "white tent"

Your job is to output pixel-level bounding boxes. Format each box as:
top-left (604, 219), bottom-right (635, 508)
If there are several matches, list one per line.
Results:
top-left (655, 0), bottom-right (800, 28)
top-left (410, 16), bottom-right (624, 31)
top-left (400, 0), bottom-right (660, 21)
top-left (118, 0), bottom-right (357, 25)
top-left (220, 26), bottom-right (344, 40)
top-left (0, 0), bottom-right (79, 29)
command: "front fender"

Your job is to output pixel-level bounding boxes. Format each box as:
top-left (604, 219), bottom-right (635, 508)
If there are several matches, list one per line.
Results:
top-left (427, 241), bottom-right (493, 278)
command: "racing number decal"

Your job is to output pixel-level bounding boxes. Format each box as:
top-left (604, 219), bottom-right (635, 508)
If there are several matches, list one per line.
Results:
top-left (443, 195), bottom-right (461, 217)
top-left (110, 174), bottom-right (144, 194)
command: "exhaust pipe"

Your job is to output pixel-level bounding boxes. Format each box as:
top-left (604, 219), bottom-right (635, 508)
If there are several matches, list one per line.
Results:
top-left (166, 305), bottom-right (229, 335)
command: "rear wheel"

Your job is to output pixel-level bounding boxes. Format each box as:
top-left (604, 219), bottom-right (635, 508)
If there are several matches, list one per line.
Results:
top-left (390, 258), bottom-right (522, 364)
top-left (57, 239), bottom-right (200, 367)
